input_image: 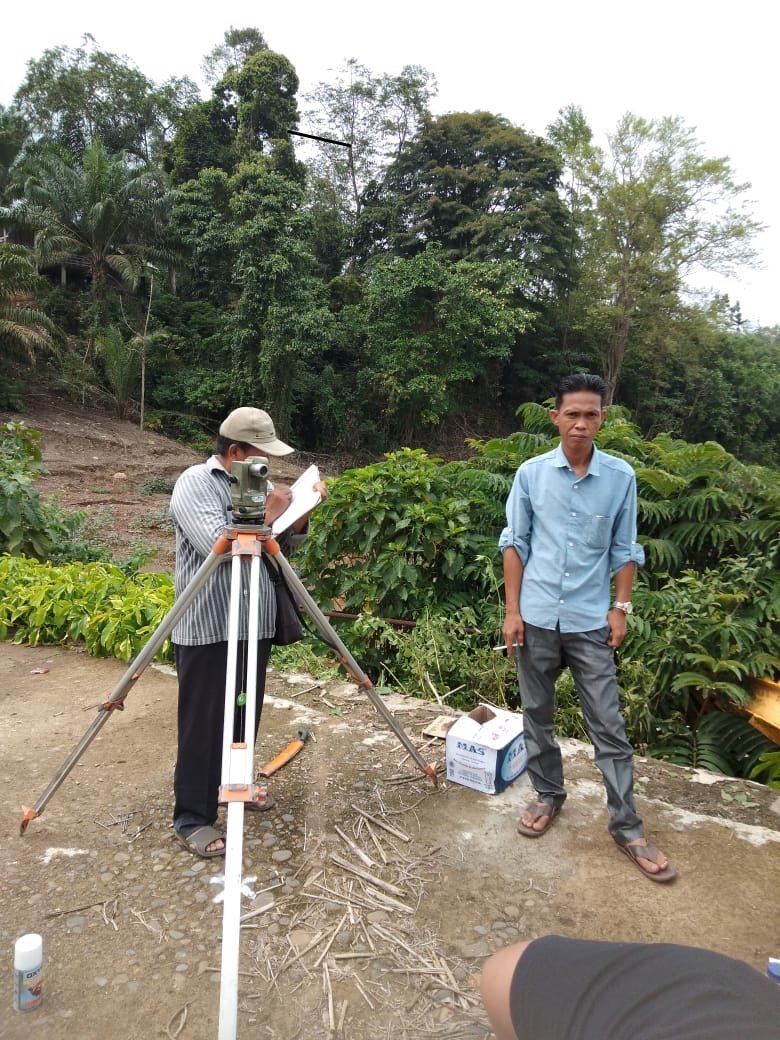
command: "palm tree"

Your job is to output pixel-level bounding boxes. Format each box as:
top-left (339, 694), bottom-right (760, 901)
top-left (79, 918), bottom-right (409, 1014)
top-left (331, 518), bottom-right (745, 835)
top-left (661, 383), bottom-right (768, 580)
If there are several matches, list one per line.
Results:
top-left (0, 243), bottom-right (55, 363)
top-left (4, 138), bottom-right (170, 302)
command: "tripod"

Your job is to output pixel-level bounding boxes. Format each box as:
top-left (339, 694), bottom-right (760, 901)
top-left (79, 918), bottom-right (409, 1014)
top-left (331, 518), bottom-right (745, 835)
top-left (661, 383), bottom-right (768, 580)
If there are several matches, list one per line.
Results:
top-left (19, 480), bottom-right (438, 1039)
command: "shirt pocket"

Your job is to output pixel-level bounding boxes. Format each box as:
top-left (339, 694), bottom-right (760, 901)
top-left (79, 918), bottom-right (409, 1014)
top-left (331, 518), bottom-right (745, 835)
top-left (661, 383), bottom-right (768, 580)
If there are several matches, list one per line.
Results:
top-left (585, 515), bottom-right (612, 549)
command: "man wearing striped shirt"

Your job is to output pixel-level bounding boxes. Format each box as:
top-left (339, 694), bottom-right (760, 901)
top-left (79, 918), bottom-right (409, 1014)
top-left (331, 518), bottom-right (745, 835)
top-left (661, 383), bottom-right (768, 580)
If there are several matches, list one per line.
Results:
top-left (169, 407), bottom-right (326, 858)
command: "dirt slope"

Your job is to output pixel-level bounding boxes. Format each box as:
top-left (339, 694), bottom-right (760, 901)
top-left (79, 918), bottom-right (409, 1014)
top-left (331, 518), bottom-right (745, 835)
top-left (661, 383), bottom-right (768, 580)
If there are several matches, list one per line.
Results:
top-left (2, 388), bottom-right (310, 570)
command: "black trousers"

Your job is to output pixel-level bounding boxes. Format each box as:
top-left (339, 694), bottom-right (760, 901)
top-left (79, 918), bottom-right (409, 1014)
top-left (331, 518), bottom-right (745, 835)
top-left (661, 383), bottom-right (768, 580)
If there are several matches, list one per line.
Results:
top-left (173, 640), bottom-right (272, 830)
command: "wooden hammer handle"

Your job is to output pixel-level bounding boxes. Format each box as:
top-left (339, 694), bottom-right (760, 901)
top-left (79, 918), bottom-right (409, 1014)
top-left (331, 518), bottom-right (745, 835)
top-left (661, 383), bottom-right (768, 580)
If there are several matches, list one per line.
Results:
top-left (258, 738), bottom-right (305, 777)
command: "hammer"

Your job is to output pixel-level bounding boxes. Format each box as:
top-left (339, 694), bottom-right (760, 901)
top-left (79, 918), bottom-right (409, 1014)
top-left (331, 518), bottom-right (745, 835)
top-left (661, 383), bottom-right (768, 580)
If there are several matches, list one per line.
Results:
top-left (258, 728), bottom-right (311, 778)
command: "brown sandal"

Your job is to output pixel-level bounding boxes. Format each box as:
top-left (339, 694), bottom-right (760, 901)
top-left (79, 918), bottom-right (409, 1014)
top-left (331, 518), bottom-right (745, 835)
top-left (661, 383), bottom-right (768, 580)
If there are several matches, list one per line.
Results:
top-left (517, 800), bottom-right (560, 838)
top-left (174, 824), bottom-right (226, 859)
top-left (245, 788), bottom-right (275, 812)
top-left (616, 841), bottom-right (677, 883)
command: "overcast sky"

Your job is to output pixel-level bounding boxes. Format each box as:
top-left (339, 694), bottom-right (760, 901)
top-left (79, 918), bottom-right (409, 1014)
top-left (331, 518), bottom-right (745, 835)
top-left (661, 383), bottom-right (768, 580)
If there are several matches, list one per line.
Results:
top-left (3, 0), bottom-right (777, 327)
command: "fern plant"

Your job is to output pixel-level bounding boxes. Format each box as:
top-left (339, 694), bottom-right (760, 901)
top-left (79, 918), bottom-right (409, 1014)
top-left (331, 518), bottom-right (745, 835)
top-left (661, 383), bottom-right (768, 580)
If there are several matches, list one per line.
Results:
top-left (750, 750), bottom-right (780, 789)
top-left (631, 554), bottom-right (779, 716)
top-left (651, 711), bottom-right (775, 777)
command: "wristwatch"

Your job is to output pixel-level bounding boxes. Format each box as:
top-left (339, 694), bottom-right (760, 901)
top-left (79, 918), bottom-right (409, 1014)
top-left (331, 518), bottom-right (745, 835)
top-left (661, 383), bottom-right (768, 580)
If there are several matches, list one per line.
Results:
top-left (613, 601), bottom-right (633, 615)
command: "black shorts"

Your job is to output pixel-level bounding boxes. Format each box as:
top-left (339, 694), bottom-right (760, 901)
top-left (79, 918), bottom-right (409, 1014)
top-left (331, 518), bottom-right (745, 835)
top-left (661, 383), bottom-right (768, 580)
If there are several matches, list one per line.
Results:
top-left (509, 935), bottom-right (780, 1040)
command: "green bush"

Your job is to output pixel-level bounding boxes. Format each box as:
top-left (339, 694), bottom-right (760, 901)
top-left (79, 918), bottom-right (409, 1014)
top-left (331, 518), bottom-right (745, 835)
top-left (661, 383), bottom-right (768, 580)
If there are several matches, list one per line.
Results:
top-left (0, 554), bottom-right (174, 661)
top-left (0, 422), bottom-right (92, 560)
top-left (138, 475), bottom-right (176, 496)
top-left (0, 377), bottom-right (25, 411)
top-left (344, 605), bottom-right (513, 709)
top-left (299, 448), bottom-right (509, 622)
top-left (631, 554), bottom-right (779, 720)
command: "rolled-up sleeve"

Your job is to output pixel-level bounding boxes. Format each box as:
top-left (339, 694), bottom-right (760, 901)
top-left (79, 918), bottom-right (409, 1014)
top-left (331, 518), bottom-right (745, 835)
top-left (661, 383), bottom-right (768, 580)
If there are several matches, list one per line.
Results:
top-left (609, 476), bottom-right (645, 573)
top-left (498, 469), bottom-right (533, 564)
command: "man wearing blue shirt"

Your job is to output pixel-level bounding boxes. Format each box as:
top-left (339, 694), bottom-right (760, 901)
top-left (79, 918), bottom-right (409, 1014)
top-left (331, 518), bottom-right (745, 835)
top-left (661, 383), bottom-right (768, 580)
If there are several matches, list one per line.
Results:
top-left (499, 374), bottom-right (675, 882)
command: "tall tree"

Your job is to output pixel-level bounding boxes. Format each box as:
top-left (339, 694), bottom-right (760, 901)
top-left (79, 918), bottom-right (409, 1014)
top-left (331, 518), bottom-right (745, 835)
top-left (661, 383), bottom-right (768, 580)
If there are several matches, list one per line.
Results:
top-left (0, 243), bottom-right (55, 365)
top-left (13, 37), bottom-right (198, 164)
top-left (165, 46), bottom-right (301, 184)
top-left (357, 247), bottom-right (532, 444)
top-left (550, 110), bottom-right (763, 403)
top-left (201, 27), bottom-right (268, 85)
top-left (168, 167), bottom-right (235, 304)
top-left (215, 50), bottom-right (300, 164)
top-left (226, 161), bottom-right (329, 434)
top-left (372, 111), bottom-right (575, 300)
top-left (163, 97), bottom-right (237, 185)
top-left (6, 139), bottom-right (169, 307)
top-left (303, 61), bottom-right (436, 247)
top-left (545, 104), bottom-right (598, 350)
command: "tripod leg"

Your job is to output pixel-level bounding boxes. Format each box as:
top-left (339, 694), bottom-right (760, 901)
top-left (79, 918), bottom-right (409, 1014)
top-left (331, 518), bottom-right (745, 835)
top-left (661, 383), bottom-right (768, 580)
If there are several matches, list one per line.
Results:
top-left (266, 547), bottom-right (439, 785)
top-left (20, 542), bottom-right (231, 834)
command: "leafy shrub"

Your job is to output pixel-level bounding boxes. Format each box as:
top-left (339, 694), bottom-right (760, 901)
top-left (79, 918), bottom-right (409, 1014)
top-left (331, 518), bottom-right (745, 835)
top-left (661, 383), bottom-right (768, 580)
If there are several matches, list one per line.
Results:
top-left (344, 605), bottom-right (513, 710)
top-left (0, 422), bottom-right (99, 561)
top-left (0, 554), bottom-right (174, 662)
top-left (299, 448), bottom-right (509, 622)
top-left (630, 555), bottom-right (779, 719)
top-left (0, 377), bottom-right (25, 411)
top-left (138, 475), bottom-right (176, 496)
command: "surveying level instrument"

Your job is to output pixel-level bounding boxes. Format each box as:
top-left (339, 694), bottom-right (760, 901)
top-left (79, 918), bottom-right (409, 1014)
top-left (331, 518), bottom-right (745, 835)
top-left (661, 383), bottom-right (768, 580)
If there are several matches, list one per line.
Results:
top-left (228, 456), bottom-right (269, 521)
top-left (19, 458), bottom-right (438, 1039)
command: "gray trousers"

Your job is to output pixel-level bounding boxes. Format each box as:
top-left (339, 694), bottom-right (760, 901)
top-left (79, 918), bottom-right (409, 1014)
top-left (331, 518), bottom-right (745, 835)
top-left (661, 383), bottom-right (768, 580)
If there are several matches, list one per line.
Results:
top-left (516, 623), bottom-right (643, 842)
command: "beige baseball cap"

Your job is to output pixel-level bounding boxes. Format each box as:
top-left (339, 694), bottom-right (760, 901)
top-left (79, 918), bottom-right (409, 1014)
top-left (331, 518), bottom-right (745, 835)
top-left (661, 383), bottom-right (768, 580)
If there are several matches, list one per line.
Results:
top-left (219, 407), bottom-right (295, 456)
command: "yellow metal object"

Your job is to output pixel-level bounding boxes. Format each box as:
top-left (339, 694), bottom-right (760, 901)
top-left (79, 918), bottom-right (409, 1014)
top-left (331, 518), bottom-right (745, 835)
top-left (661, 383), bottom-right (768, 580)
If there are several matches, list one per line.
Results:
top-left (748, 678), bottom-right (780, 744)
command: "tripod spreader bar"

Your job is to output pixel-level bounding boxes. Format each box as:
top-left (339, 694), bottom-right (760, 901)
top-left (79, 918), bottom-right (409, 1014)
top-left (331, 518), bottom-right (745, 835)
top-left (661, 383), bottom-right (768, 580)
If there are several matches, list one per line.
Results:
top-left (19, 537), bottom-right (233, 835)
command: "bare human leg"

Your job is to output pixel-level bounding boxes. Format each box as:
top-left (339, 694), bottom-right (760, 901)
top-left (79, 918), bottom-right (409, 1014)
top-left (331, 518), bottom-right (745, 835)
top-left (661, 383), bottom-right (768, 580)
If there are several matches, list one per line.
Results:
top-left (480, 940), bottom-right (534, 1040)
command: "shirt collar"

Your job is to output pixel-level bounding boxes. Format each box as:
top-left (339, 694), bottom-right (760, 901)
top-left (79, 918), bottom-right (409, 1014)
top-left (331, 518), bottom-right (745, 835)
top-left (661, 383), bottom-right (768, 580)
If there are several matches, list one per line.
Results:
top-left (552, 442), bottom-right (601, 477)
top-left (205, 454), bottom-right (230, 476)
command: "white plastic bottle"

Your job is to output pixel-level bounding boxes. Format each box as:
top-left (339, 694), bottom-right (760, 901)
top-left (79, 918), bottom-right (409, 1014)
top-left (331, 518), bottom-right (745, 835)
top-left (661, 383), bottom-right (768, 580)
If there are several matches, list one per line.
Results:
top-left (13, 933), bottom-right (43, 1011)
top-left (767, 956), bottom-right (780, 985)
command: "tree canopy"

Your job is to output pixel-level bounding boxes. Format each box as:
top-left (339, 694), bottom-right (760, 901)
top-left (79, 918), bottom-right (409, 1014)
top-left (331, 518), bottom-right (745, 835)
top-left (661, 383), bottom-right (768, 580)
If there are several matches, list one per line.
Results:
top-left (0, 30), bottom-right (773, 463)
top-left (549, 106), bottom-right (763, 402)
top-left (6, 138), bottom-right (169, 301)
top-left (14, 36), bottom-right (198, 164)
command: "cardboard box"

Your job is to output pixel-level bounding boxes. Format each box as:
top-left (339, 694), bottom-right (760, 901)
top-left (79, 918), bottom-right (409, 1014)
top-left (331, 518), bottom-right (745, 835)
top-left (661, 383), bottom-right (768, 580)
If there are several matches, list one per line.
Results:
top-left (445, 703), bottom-right (527, 794)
